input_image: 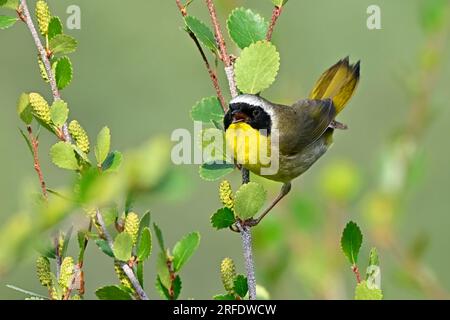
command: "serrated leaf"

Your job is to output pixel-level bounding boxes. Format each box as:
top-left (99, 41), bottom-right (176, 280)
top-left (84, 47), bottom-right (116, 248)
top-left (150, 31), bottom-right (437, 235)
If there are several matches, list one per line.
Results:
top-left (55, 56), bottom-right (73, 90)
top-left (113, 233), bottom-right (133, 262)
top-left (50, 141), bottom-right (79, 170)
top-left (17, 93), bottom-right (33, 124)
top-left (173, 275), bottom-right (182, 300)
top-left (185, 15), bottom-right (217, 52)
top-left (234, 41), bottom-right (280, 94)
top-left (213, 293), bottom-right (236, 300)
top-left (355, 281), bottom-right (383, 300)
top-left (49, 34), bottom-right (77, 55)
top-left (138, 211), bottom-right (151, 237)
top-left (157, 252), bottom-right (171, 289)
top-left (0, 15), bottom-right (17, 30)
top-left (47, 17), bottom-right (63, 40)
top-left (155, 275), bottom-right (171, 300)
top-left (153, 223), bottom-right (165, 251)
top-left (341, 221), bottom-right (363, 265)
top-left (199, 163), bottom-right (234, 181)
top-left (233, 274), bottom-right (248, 297)
top-left (50, 100), bottom-right (69, 127)
top-left (137, 262), bottom-right (144, 287)
top-left (227, 8), bottom-right (268, 49)
top-left (95, 239), bottom-right (114, 257)
top-left (191, 97), bottom-right (224, 123)
top-left (172, 232), bottom-right (200, 272)
top-left (272, 0), bottom-right (288, 6)
top-left (211, 207), bottom-right (235, 230)
top-left (95, 285), bottom-right (132, 300)
top-left (101, 151), bottom-right (122, 172)
top-left (234, 182), bottom-right (266, 220)
top-left (137, 227), bottom-right (152, 262)
top-left (95, 126), bottom-right (111, 165)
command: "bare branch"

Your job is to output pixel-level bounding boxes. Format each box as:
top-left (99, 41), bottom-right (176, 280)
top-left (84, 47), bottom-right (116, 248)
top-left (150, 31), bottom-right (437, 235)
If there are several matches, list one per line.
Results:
top-left (266, 6), bottom-right (283, 42)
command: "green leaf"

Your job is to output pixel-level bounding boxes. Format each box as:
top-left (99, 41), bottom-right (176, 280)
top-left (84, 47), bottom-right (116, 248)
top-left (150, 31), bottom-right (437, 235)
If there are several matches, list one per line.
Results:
top-left (272, 0), bottom-right (288, 6)
top-left (173, 275), bottom-right (182, 300)
top-left (227, 8), bottom-right (268, 49)
top-left (139, 211), bottom-right (151, 236)
top-left (49, 34), bottom-right (78, 55)
top-left (153, 222), bottom-right (165, 251)
top-left (60, 227), bottom-right (73, 258)
top-left (50, 141), bottom-right (79, 170)
top-left (354, 281), bottom-right (383, 300)
top-left (156, 252), bottom-right (171, 289)
top-left (213, 293), bottom-right (236, 300)
top-left (55, 56), bottom-right (73, 90)
top-left (190, 96), bottom-right (224, 123)
top-left (172, 232), bottom-right (200, 272)
top-left (95, 285), bottom-right (132, 300)
top-left (155, 275), bottom-right (171, 300)
top-left (17, 93), bottom-right (33, 125)
top-left (341, 221), bottom-right (363, 265)
top-left (47, 17), bottom-right (63, 40)
top-left (368, 247), bottom-right (379, 266)
top-left (137, 262), bottom-right (144, 287)
top-left (137, 227), bottom-right (152, 262)
top-left (113, 232), bottom-right (133, 262)
top-left (185, 15), bottom-right (217, 52)
top-left (95, 126), bottom-right (111, 165)
top-left (103, 206), bottom-right (119, 226)
top-left (210, 207), bottom-right (235, 230)
top-left (50, 100), bottom-right (69, 127)
top-left (95, 239), bottom-right (114, 257)
top-left (0, 0), bottom-right (18, 10)
top-left (199, 163), bottom-right (234, 181)
top-left (233, 274), bottom-right (248, 297)
top-left (234, 41), bottom-right (280, 94)
top-left (234, 182), bottom-right (267, 220)
top-left (101, 151), bottom-right (123, 172)
top-left (0, 15), bottom-right (17, 30)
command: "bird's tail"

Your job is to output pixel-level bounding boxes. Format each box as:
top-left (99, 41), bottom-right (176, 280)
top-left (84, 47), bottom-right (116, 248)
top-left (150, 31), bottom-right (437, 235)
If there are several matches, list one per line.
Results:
top-left (309, 57), bottom-right (360, 114)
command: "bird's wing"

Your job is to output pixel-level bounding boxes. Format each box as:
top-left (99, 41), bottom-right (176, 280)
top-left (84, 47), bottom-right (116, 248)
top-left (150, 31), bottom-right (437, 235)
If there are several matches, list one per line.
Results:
top-left (283, 98), bottom-right (336, 153)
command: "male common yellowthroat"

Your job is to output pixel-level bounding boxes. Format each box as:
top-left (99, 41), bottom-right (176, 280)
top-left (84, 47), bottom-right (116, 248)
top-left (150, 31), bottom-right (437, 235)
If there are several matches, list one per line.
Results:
top-left (224, 57), bottom-right (360, 225)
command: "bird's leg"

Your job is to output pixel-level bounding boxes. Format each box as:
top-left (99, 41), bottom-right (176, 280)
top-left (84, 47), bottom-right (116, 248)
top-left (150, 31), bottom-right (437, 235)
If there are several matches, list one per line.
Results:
top-left (247, 182), bottom-right (291, 227)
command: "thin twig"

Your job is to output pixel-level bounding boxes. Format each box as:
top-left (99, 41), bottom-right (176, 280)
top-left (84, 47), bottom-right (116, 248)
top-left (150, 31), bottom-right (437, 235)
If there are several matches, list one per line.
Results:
top-left (95, 210), bottom-right (149, 300)
top-left (236, 222), bottom-right (257, 300)
top-left (175, 1), bottom-right (227, 111)
top-left (19, 0), bottom-right (71, 142)
top-left (352, 265), bottom-right (362, 284)
top-left (266, 6), bottom-right (283, 42)
top-left (27, 126), bottom-right (47, 199)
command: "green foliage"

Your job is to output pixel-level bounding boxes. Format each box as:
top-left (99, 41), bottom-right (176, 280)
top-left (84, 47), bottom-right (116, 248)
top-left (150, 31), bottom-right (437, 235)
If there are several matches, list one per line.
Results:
top-left (234, 41), bottom-right (280, 94)
top-left (199, 163), bottom-right (234, 181)
top-left (233, 274), bottom-right (248, 297)
top-left (355, 281), bottom-right (383, 300)
top-left (211, 207), bottom-right (235, 230)
top-left (50, 100), bottom-right (69, 128)
top-left (0, 0), bottom-right (18, 10)
top-left (172, 275), bottom-right (182, 300)
top-left (102, 151), bottom-right (123, 172)
top-left (341, 221), bottom-right (363, 265)
top-left (155, 275), bottom-right (171, 300)
top-left (95, 126), bottom-right (111, 166)
top-left (95, 239), bottom-right (114, 257)
top-left (55, 56), bottom-right (73, 90)
top-left (227, 8), bottom-right (268, 49)
top-left (213, 293), bottom-right (236, 300)
top-left (0, 15), bottom-right (17, 29)
top-left (17, 93), bottom-right (33, 125)
top-left (153, 222), bottom-right (165, 251)
top-left (272, 0), bottom-right (288, 6)
top-left (185, 16), bottom-right (217, 52)
top-left (156, 252), bottom-right (171, 290)
top-left (95, 285), bottom-right (132, 300)
top-left (137, 227), bottom-right (152, 261)
top-left (47, 16), bottom-right (63, 40)
top-left (191, 97), bottom-right (224, 123)
top-left (50, 142), bottom-right (79, 170)
top-left (49, 34), bottom-right (78, 55)
top-left (234, 182), bottom-right (266, 220)
top-left (113, 232), bottom-right (133, 262)
top-left (172, 232), bottom-right (200, 272)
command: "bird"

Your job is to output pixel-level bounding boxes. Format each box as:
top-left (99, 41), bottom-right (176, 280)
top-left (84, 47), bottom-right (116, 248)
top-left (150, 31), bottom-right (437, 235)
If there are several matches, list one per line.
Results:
top-left (224, 57), bottom-right (360, 226)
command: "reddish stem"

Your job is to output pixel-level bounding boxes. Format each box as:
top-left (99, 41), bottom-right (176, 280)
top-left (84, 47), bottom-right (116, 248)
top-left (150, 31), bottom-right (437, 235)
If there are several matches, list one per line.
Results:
top-left (205, 0), bottom-right (231, 67)
top-left (27, 126), bottom-right (48, 199)
top-left (267, 6), bottom-right (283, 41)
top-left (352, 265), bottom-right (362, 284)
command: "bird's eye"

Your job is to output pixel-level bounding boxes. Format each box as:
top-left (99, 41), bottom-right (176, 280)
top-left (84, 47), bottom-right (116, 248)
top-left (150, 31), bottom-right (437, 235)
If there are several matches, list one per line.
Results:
top-left (252, 109), bottom-right (261, 117)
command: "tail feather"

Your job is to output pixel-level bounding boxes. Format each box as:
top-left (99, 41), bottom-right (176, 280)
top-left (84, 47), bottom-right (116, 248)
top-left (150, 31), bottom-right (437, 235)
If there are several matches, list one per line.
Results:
top-left (309, 57), bottom-right (360, 114)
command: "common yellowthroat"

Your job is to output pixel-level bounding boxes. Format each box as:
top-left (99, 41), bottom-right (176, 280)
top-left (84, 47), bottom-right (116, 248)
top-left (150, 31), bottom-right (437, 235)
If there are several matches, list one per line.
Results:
top-left (224, 57), bottom-right (360, 225)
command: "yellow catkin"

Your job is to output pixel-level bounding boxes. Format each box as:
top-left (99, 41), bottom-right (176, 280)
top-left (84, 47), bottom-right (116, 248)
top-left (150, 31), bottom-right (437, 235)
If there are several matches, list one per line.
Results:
top-left (114, 261), bottom-right (133, 290)
top-left (37, 57), bottom-right (50, 83)
top-left (220, 257), bottom-right (236, 293)
top-left (29, 92), bottom-right (51, 125)
top-left (35, 0), bottom-right (51, 36)
top-left (58, 256), bottom-right (74, 289)
top-left (124, 212), bottom-right (140, 245)
top-left (36, 256), bottom-right (52, 287)
top-left (69, 120), bottom-right (90, 154)
top-left (219, 180), bottom-right (234, 211)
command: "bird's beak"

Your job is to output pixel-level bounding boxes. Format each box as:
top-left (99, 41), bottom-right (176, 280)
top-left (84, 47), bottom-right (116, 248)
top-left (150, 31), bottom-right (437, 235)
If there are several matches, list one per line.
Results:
top-left (232, 111), bottom-right (249, 124)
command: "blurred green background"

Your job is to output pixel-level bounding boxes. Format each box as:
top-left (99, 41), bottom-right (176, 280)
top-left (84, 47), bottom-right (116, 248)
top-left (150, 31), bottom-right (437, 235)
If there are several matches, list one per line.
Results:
top-left (1, 0), bottom-right (450, 299)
